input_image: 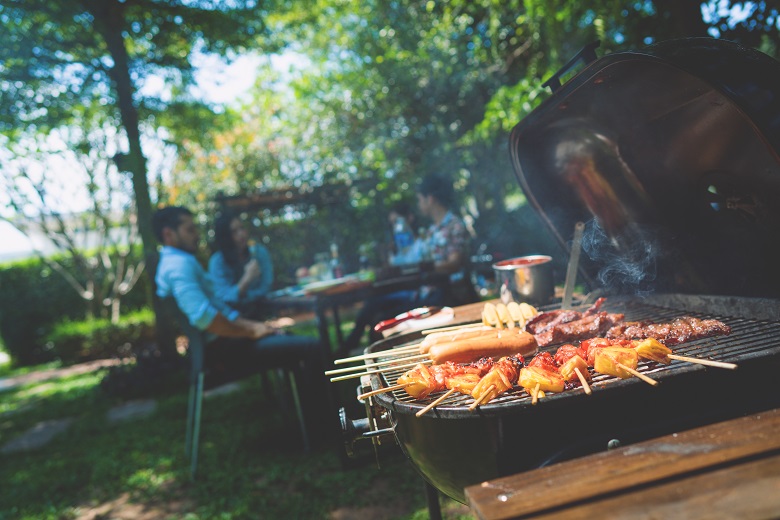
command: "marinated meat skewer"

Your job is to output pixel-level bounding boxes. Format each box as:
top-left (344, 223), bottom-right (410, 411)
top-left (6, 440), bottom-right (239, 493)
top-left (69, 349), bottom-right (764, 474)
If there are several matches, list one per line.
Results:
top-left (518, 352), bottom-right (565, 404)
top-left (396, 358), bottom-right (495, 399)
top-left (468, 356), bottom-right (524, 410)
top-left (633, 338), bottom-right (738, 369)
top-left (607, 316), bottom-right (731, 345)
top-left (534, 311), bottom-right (626, 347)
top-left (554, 344), bottom-right (592, 395)
top-left (525, 297), bottom-right (607, 334)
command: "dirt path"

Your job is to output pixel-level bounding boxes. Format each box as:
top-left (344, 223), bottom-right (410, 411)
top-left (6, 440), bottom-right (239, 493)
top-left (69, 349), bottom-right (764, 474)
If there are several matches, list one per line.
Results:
top-left (0, 358), bottom-right (126, 391)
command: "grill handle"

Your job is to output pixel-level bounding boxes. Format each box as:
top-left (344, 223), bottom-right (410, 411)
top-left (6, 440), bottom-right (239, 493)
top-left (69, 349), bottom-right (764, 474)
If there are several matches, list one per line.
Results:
top-left (542, 40), bottom-right (601, 92)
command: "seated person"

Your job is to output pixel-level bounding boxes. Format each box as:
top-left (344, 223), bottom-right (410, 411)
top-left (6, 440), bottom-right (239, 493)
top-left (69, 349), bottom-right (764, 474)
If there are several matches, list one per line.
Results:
top-left (341, 173), bottom-right (477, 355)
top-left (153, 206), bottom-right (336, 444)
top-left (208, 211), bottom-right (274, 317)
top-left (387, 202), bottom-right (429, 267)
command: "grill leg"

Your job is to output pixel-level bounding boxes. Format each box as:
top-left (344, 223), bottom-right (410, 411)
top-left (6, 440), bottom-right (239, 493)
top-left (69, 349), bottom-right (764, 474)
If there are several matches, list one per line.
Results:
top-left (423, 479), bottom-right (442, 520)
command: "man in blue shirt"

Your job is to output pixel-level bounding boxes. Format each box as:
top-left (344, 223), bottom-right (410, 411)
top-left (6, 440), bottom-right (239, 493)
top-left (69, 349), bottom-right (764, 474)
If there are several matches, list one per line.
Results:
top-left (152, 206), bottom-right (335, 445)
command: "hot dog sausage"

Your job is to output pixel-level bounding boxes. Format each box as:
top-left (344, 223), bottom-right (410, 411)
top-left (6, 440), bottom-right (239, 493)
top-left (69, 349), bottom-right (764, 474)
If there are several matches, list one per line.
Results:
top-left (427, 329), bottom-right (538, 364)
top-left (420, 327), bottom-right (495, 353)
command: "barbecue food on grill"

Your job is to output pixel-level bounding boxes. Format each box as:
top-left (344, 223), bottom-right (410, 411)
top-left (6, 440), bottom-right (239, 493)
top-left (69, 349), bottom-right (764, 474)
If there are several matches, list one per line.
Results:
top-left (445, 373), bottom-right (483, 395)
top-left (482, 301), bottom-right (538, 329)
top-left (471, 356), bottom-right (523, 403)
top-left (558, 354), bottom-right (590, 383)
top-left (427, 329), bottom-right (538, 364)
top-left (554, 344), bottom-right (588, 366)
top-left (593, 346), bottom-right (639, 379)
top-left (582, 337), bottom-right (634, 366)
top-left (518, 365), bottom-right (565, 394)
top-left (607, 316), bottom-right (731, 345)
top-left (518, 352), bottom-right (565, 394)
top-left (633, 338), bottom-right (673, 364)
top-left (420, 327), bottom-right (494, 353)
top-left (397, 358), bottom-right (495, 399)
top-left (525, 297), bottom-right (606, 334)
top-left (534, 311), bottom-right (626, 347)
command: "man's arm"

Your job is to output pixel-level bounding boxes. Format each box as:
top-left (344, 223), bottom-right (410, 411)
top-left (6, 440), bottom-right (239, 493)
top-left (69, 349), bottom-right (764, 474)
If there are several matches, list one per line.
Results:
top-left (206, 313), bottom-right (273, 339)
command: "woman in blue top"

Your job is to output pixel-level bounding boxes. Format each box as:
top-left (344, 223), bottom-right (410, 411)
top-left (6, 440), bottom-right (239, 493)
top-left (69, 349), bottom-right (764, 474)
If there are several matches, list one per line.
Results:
top-left (208, 212), bottom-right (274, 316)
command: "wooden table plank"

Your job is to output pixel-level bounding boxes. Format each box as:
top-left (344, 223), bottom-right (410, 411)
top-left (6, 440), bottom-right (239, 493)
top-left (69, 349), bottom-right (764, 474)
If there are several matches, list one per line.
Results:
top-left (522, 453), bottom-right (780, 520)
top-left (465, 408), bottom-right (780, 519)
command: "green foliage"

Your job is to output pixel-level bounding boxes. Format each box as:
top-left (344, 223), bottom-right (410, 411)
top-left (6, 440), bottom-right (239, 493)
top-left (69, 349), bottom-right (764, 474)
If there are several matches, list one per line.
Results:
top-left (0, 369), bottom-right (473, 519)
top-left (44, 308), bottom-right (156, 364)
top-left (0, 255), bottom-right (149, 366)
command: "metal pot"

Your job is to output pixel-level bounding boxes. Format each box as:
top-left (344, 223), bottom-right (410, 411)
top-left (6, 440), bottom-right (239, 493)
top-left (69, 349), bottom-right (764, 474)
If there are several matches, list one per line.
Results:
top-left (492, 255), bottom-right (554, 306)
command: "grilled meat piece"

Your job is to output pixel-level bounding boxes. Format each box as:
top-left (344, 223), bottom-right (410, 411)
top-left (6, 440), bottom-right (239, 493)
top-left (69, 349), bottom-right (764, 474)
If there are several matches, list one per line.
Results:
top-left (397, 358), bottom-right (496, 399)
top-left (607, 316), bottom-right (731, 346)
top-left (525, 297), bottom-right (606, 335)
top-left (470, 356), bottom-right (524, 403)
top-left (535, 311), bottom-right (625, 346)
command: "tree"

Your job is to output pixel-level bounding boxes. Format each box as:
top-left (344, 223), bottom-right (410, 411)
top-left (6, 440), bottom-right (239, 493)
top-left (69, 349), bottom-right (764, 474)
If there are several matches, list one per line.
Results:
top-left (0, 0), bottom-right (281, 358)
top-left (1, 114), bottom-right (148, 323)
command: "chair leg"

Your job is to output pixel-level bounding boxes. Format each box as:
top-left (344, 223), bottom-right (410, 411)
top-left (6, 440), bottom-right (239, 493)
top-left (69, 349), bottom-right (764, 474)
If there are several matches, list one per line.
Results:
top-left (185, 380), bottom-right (196, 458)
top-left (190, 371), bottom-right (204, 479)
top-left (286, 371), bottom-right (310, 452)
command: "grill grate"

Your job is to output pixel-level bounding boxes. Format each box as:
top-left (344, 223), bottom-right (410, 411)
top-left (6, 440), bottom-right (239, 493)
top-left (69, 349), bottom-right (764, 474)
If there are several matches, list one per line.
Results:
top-left (369, 298), bottom-right (780, 411)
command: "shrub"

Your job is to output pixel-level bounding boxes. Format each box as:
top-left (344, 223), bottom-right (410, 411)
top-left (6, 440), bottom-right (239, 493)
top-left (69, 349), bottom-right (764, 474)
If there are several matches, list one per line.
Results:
top-left (44, 308), bottom-right (156, 364)
top-left (0, 254), bottom-right (150, 366)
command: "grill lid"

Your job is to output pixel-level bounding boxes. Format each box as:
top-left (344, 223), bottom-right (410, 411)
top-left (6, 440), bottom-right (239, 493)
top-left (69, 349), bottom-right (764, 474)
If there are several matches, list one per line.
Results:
top-left (509, 38), bottom-right (780, 297)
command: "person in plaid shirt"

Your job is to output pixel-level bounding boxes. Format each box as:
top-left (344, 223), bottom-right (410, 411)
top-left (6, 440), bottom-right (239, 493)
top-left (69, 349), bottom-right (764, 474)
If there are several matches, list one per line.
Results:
top-left (340, 173), bottom-right (478, 356)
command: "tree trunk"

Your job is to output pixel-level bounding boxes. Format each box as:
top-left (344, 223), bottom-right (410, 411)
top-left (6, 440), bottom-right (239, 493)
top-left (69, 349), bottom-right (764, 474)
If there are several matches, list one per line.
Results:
top-left (90, 0), bottom-right (177, 360)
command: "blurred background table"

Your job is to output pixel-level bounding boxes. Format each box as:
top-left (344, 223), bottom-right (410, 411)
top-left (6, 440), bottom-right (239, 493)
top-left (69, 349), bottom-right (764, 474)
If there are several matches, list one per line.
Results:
top-left (269, 269), bottom-right (452, 352)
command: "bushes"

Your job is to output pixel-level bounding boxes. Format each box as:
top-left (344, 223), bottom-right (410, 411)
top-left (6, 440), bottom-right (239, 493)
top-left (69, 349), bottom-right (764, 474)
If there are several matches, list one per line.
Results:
top-left (43, 308), bottom-right (157, 364)
top-left (0, 255), bottom-right (150, 366)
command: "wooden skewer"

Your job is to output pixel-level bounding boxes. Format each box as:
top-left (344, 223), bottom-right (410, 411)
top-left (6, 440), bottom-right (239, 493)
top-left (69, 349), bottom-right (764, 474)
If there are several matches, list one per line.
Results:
top-left (333, 344), bottom-right (421, 364)
top-left (668, 354), bottom-right (737, 370)
top-left (468, 384), bottom-right (496, 411)
top-left (416, 388), bottom-right (457, 417)
top-left (325, 353), bottom-right (429, 375)
top-left (616, 363), bottom-right (658, 386)
top-left (330, 359), bottom-right (432, 382)
top-left (357, 382), bottom-right (413, 400)
top-left (531, 382), bottom-right (541, 405)
top-left (421, 323), bottom-right (487, 335)
top-left (574, 367), bottom-right (592, 395)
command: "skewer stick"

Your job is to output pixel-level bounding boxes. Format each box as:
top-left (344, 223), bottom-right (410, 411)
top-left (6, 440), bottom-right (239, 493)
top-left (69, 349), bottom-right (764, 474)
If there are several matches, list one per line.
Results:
top-left (531, 382), bottom-right (541, 405)
top-left (358, 383), bottom-right (413, 400)
top-left (325, 353), bottom-right (429, 375)
top-left (667, 354), bottom-right (737, 370)
top-left (416, 388), bottom-right (457, 417)
top-left (616, 363), bottom-right (658, 386)
top-left (574, 367), bottom-right (592, 395)
top-left (330, 359), bottom-right (432, 382)
top-left (469, 384), bottom-right (496, 411)
top-left (421, 323), bottom-right (487, 335)
top-left (333, 344), bottom-right (421, 364)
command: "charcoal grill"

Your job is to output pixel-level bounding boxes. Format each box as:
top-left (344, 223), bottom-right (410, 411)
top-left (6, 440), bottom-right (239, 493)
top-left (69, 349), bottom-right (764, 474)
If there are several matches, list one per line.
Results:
top-left (353, 294), bottom-right (780, 503)
top-left (340, 37), bottom-right (780, 507)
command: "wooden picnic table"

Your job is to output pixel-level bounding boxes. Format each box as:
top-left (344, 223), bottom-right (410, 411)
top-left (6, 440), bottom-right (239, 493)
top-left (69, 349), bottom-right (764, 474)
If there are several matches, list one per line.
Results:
top-left (269, 269), bottom-right (452, 351)
top-left (465, 407), bottom-right (780, 519)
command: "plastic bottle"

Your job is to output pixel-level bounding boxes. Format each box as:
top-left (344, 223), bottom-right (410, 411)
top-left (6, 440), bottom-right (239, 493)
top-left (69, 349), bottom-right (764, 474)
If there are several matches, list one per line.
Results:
top-left (330, 242), bottom-right (344, 279)
top-left (393, 216), bottom-right (414, 252)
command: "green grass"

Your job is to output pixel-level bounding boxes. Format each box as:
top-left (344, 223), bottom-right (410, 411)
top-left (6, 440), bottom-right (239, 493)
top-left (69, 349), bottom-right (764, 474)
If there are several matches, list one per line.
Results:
top-left (0, 360), bottom-right (475, 519)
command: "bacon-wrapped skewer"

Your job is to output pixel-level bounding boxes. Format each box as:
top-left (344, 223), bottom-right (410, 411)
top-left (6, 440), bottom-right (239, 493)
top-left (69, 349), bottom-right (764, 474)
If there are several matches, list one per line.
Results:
top-left (469, 356), bottom-right (524, 410)
top-left (554, 344), bottom-right (592, 394)
top-left (518, 352), bottom-right (565, 404)
top-left (396, 358), bottom-right (495, 399)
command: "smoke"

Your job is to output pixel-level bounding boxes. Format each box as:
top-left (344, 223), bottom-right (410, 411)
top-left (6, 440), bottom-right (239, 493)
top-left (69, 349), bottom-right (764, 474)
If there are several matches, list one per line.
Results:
top-left (580, 219), bottom-right (659, 296)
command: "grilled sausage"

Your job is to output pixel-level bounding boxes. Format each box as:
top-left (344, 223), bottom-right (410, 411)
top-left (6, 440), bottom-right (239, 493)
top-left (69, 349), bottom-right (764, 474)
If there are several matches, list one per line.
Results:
top-left (420, 327), bottom-right (495, 353)
top-left (427, 329), bottom-right (538, 364)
